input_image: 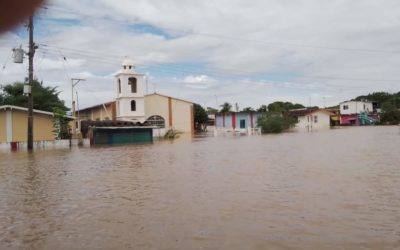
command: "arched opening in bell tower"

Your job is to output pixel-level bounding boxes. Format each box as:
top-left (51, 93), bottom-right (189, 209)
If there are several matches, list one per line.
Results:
top-left (128, 77), bottom-right (137, 93)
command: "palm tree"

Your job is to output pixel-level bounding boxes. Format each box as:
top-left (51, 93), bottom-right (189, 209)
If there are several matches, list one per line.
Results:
top-left (220, 102), bottom-right (232, 113)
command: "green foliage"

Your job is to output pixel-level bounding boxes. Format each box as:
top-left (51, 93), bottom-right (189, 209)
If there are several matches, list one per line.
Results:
top-left (164, 129), bottom-right (181, 139)
top-left (194, 103), bottom-right (208, 131)
top-left (53, 107), bottom-right (71, 139)
top-left (257, 105), bottom-right (268, 112)
top-left (380, 100), bottom-right (400, 125)
top-left (354, 92), bottom-right (400, 108)
top-left (0, 81), bottom-right (68, 112)
top-left (206, 107), bottom-right (218, 114)
top-left (257, 112), bottom-right (297, 134)
top-left (242, 107), bottom-right (255, 112)
top-left (267, 101), bottom-right (305, 113)
top-left (220, 102), bottom-right (232, 113)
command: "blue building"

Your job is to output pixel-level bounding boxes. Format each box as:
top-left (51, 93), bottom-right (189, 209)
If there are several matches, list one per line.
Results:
top-left (214, 112), bottom-right (263, 132)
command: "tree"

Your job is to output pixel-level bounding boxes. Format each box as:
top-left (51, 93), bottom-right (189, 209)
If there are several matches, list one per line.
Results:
top-left (257, 112), bottom-right (297, 133)
top-left (242, 107), bottom-right (255, 112)
top-left (257, 105), bottom-right (268, 112)
top-left (193, 103), bottom-right (208, 131)
top-left (0, 81), bottom-right (68, 112)
top-left (380, 100), bottom-right (400, 125)
top-left (220, 102), bottom-right (232, 113)
top-left (267, 101), bottom-right (305, 113)
top-left (206, 107), bottom-right (218, 114)
top-left (53, 107), bottom-right (71, 139)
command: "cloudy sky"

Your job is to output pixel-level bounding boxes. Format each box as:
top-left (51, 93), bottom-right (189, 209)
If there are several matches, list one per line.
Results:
top-left (1, 0), bottom-right (400, 110)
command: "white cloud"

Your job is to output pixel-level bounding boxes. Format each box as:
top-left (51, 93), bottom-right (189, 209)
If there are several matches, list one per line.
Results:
top-left (1, 0), bottom-right (399, 109)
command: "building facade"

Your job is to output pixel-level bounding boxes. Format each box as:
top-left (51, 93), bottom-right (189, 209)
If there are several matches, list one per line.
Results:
top-left (78, 59), bottom-right (194, 135)
top-left (215, 112), bottom-right (262, 133)
top-left (339, 101), bottom-right (378, 125)
top-left (0, 105), bottom-right (64, 143)
top-left (290, 109), bottom-right (334, 132)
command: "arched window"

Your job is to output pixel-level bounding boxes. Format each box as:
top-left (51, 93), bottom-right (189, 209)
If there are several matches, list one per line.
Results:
top-left (146, 115), bottom-right (165, 128)
top-left (131, 100), bottom-right (136, 111)
top-left (128, 77), bottom-right (137, 93)
top-left (118, 78), bottom-right (121, 93)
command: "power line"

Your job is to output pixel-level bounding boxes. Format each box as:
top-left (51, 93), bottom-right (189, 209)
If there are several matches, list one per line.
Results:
top-left (37, 44), bottom-right (400, 84)
top-left (41, 4), bottom-right (400, 55)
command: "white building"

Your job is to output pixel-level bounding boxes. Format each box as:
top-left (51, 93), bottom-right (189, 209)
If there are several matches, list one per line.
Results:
top-left (291, 109), bottom-right (335, 132)
top-left (115, 59), bottom-right (146, 123)
top-left (340, 101), bottom-right (373, 115)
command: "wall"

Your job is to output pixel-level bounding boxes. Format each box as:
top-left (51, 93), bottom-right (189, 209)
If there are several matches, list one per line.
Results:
top-left (235, 113), bottom-right (251, 129)
top-left (145, 94), bottom-right (169, 126)
top-left (215, 112), bottom-right (262, 129)
top-left (11, 110), bottom-right (55, 142)
top-left (80, 103), bottom-right (114, 121)
top-left (0, 111), bottom-right (6, 142)
top-left (116, 74), bottom-right (145, 99)
top-left (171, 98), bottom-right (193, 133)
top-left (117, 97), bottom-right (145, 122)
top-left (144, 94), bottom-right (193, 133)
top-left (295, 111), bottom-right (331, 131)
top-left (340, 101), bottom-right (373, 115)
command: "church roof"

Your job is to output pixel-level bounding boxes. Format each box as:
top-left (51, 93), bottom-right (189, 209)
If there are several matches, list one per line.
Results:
top-left (145, 93), bottom-right (194, 104)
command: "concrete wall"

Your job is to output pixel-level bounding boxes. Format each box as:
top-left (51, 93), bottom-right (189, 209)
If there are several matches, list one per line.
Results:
top-left (340, 101), bottom-right (373, 115)
top-left (116, 74), bottom-right (145, 99)
top-left (0, 112), bottom-right (6, 142)
top-left (295, 111), bottom-right (331, 132)
top-left (117, 97), bottom-right (145, 122)
top-left (215, 112), bottom-right (262, 129)
top-left (145, 94), bottom-right (169, 126)
top-left (0, 109), bottom-right (55, 143)
top-left (145, 94), bottom-right (193, 133)
top-left (171, 98), bottom-right (193, 133)
top-left (80, 103), bottom-right (114, 121)
top-left (0, 138), bottom-right (91, 151)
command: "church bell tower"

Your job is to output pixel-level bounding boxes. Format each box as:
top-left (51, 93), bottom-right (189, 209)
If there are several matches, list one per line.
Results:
top-left (115, 59), bottom-right (146, 122)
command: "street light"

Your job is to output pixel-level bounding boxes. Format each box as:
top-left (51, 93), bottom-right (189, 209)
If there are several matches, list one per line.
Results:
top-left (71, 78), bottom-right (85, 138)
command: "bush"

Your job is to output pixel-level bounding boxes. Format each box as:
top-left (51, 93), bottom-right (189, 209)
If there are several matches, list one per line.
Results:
top-left (257, 113), bottom-right (297, 134)
top-left (164, 129), bottom-right (181, 139)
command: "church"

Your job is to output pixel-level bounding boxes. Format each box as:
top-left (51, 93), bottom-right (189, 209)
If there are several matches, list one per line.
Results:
top-left (78, 59), bottom-right (195, 135)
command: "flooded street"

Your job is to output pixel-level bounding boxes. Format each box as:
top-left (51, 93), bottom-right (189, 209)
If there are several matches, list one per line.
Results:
top-left (0, 126), bottom-right (399, 249)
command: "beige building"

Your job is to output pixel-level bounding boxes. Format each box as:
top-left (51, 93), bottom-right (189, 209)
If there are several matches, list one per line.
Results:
top-left (78, 59), bottom-right (194, 135)
top-left (0, 105), bottom-right (65, 143)
top-left (79, 101), bottom-right (116, 121)
top-left (78, 93), bottom-right (194, 134)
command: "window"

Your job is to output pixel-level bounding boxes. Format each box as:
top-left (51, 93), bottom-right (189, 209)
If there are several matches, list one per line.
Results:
top-left (131, 100), bottom-right (136, 111)
top-left (146, 115), bottom-right (165, 128)
top-left (129, 66), bottom-right (132, 69)
top-left (128, 77), bottom-right (137, 93)
top-left (240, 119), bottom-right (246, 129)
top-left (118, 79), bottom-right (121, 93)
top-left (314, 115), bottom-right (318, 123)
top-left (343, 105), bottom-right (349, 110)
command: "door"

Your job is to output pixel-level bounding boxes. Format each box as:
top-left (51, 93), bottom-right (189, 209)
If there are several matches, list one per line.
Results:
top-left (240, 119), bottom-right (246, 129)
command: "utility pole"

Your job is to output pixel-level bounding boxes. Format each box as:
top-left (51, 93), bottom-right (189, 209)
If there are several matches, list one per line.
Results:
top-left (71, 78), bottom-right (85, 138)
top-left (27, 16), bottom-right (36, 150)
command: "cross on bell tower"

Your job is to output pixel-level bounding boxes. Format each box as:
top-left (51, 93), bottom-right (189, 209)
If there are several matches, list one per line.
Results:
top-left (115, 58), bottom-right (146, 122)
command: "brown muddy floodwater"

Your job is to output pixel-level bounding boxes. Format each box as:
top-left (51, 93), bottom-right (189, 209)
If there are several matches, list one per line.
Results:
top-left (0, 126), bottom-right (399, 250)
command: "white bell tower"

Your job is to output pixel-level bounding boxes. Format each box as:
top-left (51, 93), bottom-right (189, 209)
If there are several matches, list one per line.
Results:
top-left (115, 59), bottom-right (146, 122)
